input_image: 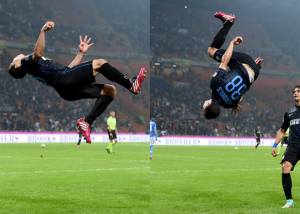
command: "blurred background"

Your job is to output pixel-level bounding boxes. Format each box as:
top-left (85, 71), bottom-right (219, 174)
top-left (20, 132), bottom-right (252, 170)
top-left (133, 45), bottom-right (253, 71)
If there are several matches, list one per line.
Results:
top-left (2, 0), bottom-right (300, 137)
top-left (0, 0), bottom-right (149, 133)
top-left (150, 0), bottom-right (300, 137)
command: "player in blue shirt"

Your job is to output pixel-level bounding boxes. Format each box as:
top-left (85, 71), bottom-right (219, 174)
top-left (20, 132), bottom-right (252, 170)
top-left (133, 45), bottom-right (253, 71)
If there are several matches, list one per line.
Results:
top-left (149, 119), bottom-right (158, 160)
top-left (203, 12), bottom-right (263, 119)
top-left (8, 21), bottom-right (147, 143)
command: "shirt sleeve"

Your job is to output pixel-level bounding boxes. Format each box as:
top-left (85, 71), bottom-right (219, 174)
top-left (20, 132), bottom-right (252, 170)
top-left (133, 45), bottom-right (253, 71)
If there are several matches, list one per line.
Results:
top-left (280, 112), bottom-right (290, 132)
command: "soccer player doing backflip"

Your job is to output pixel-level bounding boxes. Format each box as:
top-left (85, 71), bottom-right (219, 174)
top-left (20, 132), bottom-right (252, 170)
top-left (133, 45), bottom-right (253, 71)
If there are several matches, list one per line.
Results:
top-left (203, 12), bottom-right (263, 119)
top-left (7, 21), bottom-right (147, 144)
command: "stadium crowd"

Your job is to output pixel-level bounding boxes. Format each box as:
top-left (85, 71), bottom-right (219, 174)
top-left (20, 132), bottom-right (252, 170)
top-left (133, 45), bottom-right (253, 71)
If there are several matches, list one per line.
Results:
top-left (0, 0), bottom-right (149, 132)
top-left (150, 1), bottom-right (300, 137)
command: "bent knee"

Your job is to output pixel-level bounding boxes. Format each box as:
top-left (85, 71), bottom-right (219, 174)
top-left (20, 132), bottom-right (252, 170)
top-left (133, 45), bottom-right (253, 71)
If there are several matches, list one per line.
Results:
top-left (282, 161), bottom-right (293, 173)
top-left (92, 59), bottom-right (108, 70)
top-left (207, 47), bottom-right (217, 58)
top-left (101, 84), bottom-right (117, 98)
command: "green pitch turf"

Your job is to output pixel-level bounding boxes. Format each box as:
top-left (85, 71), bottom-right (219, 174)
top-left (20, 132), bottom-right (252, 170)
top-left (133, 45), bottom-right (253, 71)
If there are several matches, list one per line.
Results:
top-left (0, 143), bottom-right (149, 214)
top-left (151, 146), bottom-right (300, 214)
top-left (0, 144), bottom-right (299, 214)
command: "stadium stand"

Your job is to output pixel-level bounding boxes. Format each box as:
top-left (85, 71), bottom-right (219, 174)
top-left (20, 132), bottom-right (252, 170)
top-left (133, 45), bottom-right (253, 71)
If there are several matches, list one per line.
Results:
top-left (0, 0), bottom-right (149, 132)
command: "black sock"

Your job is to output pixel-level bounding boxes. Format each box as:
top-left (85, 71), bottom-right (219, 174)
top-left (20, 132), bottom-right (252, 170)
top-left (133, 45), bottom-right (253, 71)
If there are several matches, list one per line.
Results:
top-left (282, 173), bottom-right (292, 200)
top-left (210, 22), bottom-right (233, 49)
top-left (85, 95), bottom-right (114, 125)
top-left (98, 63), bottom-right (132, 90)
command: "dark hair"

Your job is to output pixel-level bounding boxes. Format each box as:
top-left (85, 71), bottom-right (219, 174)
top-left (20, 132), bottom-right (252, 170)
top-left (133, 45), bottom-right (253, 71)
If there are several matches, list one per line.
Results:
top-left (204, 100), bottom-right (221, 119)
top-left (8, 65), bottom-right (26, 79)
top-left (293, 85), bottom-right (300, 90)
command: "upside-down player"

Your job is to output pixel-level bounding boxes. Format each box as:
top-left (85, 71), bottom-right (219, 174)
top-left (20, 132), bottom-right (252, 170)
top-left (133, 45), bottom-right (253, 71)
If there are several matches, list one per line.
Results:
top-left (203, 12), bottom-right (263, 119)
top-left (8, 21), bottom-right (147, 143)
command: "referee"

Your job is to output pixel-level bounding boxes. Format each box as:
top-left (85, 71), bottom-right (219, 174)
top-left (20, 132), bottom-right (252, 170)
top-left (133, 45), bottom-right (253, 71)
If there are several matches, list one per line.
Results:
top-left (272, 85), bottom-right (300, 208)
top-left (106, 111), bottom-right (117, 154)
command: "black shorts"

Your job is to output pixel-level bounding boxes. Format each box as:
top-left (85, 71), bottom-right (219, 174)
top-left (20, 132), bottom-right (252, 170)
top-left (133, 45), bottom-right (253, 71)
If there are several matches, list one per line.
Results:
top-left (256, 137), bottom-right (260, 143)
top-left (107, 130), bottom-right (117, 141)
top-left (52, 61), bottom-right (104, 101)
top-left (55, 84), bottom-right (104, 101)
top-left (213, 49), bottom-right (260, 80)
top-left (53, 61), bottom-right (95, 88)
top-left (280, 145), bottom-right (300, 171)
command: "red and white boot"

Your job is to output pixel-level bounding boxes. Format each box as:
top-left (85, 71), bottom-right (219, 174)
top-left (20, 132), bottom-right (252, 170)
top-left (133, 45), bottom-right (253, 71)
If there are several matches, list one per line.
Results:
top-left (214, 11), bottom-right (236, 23)
top-left (130, 67), bottom-right (147, 95)
top-left (76, 117), bottom-right (92, 144)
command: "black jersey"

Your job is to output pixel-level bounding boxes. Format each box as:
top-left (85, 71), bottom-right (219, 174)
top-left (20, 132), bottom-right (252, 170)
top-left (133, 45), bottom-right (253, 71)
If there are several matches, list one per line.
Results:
top-left (255, 129), bottom-right (261, 138)
top-left (210, 67), bottom-right (251, 108)
top-left (281, 106), bottom-right (300, 147)
top-left (21, 54), bottom-right (68, 86)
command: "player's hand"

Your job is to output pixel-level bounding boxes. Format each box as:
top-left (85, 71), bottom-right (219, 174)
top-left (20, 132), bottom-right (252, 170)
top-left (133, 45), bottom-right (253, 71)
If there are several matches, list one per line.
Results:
top-left (232, 36), bottom-right (243, 45)
top-left (41, 21), bottom-right (55, 32)
top-left (202, 99), bottom-right (212, 110)
top-left (231, 103), bottom-right (241, 114)
top-left (271, 148), bottom-right (278, 157)
top-left (79, 35), bottom-right (94, 53)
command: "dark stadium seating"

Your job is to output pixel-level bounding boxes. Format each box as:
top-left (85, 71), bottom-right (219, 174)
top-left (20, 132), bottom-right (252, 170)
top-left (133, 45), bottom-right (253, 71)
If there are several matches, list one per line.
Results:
top-left (0, 0), bottom-right (149, 132)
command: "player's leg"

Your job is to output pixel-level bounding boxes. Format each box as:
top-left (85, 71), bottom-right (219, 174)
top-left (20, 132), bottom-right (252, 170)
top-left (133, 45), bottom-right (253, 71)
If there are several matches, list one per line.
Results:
top-left (92, 59), bottom-right (147, 95)
top-left (111, 131), bottom-right (117, 144)
top-left (149, 137), bottom-right (155, 160)
top-left (281, 161), bottom-right (294, 208)
top-left (77, 131), bottom-right (83, 146)
top-left (230, 51), bottom-right (262, 81)
top-left (109, 131), bottom-right (118, 153)
top-left (84, 85), bottom-right (116, 126)
top-left (207, 12), bottom-right (236, 60)
top-left (280, 146), bottom-right (298, 208)
top-left (80, 84), bottom-right (116, 143)
top-left (106, 130), bottom-right (114, 154)
top-left (255, 138), bottom-right (260, 149)
top-left (56, 84), bottom-right (115, 144)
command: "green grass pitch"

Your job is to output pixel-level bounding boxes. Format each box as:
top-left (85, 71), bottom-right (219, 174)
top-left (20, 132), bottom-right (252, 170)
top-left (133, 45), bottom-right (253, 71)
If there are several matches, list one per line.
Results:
top-left (0, 143), bottom-right (299, 214)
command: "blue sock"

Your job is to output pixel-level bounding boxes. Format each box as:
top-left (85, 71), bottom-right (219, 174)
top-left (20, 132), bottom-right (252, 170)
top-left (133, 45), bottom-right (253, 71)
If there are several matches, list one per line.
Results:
top-left (150, 144), bottom-right (153, 157)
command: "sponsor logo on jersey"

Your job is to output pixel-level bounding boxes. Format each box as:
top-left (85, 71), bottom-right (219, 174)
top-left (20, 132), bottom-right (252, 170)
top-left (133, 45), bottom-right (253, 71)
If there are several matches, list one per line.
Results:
top-left (290, 119), bottom-right (300, 126)
top-left (217, 87), bottom-right (232, 105)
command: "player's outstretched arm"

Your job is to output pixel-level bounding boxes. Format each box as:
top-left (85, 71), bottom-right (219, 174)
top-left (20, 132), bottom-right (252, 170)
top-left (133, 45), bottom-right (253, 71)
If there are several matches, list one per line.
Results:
top-left (272, 128), bottom-right (285, 157)
top-left (33, 21), bottom-right (55, 60)
top-left (68, 35), bottom-right (94, 68)
top-left (219, 36), bottom-right (243, 70)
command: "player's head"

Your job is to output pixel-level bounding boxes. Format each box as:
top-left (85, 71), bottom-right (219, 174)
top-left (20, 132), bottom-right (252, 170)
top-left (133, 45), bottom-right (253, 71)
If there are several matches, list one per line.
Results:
top-left (292, 85), bottom-right (300, 104)
top-left (110, 111), bottom-right (115, 117)
top-left (203, 99), bottom-right (221, 119)
top-left (8, 54), bottom-right (27, 79)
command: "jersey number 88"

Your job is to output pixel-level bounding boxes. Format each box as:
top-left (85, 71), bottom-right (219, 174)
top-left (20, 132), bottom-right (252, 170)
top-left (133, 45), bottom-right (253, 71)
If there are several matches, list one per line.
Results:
top-left (225, 75), bottom-right (247, 100)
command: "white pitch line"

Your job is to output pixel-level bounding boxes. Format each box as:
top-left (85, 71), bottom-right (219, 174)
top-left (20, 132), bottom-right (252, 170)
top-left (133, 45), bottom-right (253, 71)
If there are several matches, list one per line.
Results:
top-left (0, 166), bottom-right (150, 176)
top-left (151, 167), bottom-right (280, 174)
